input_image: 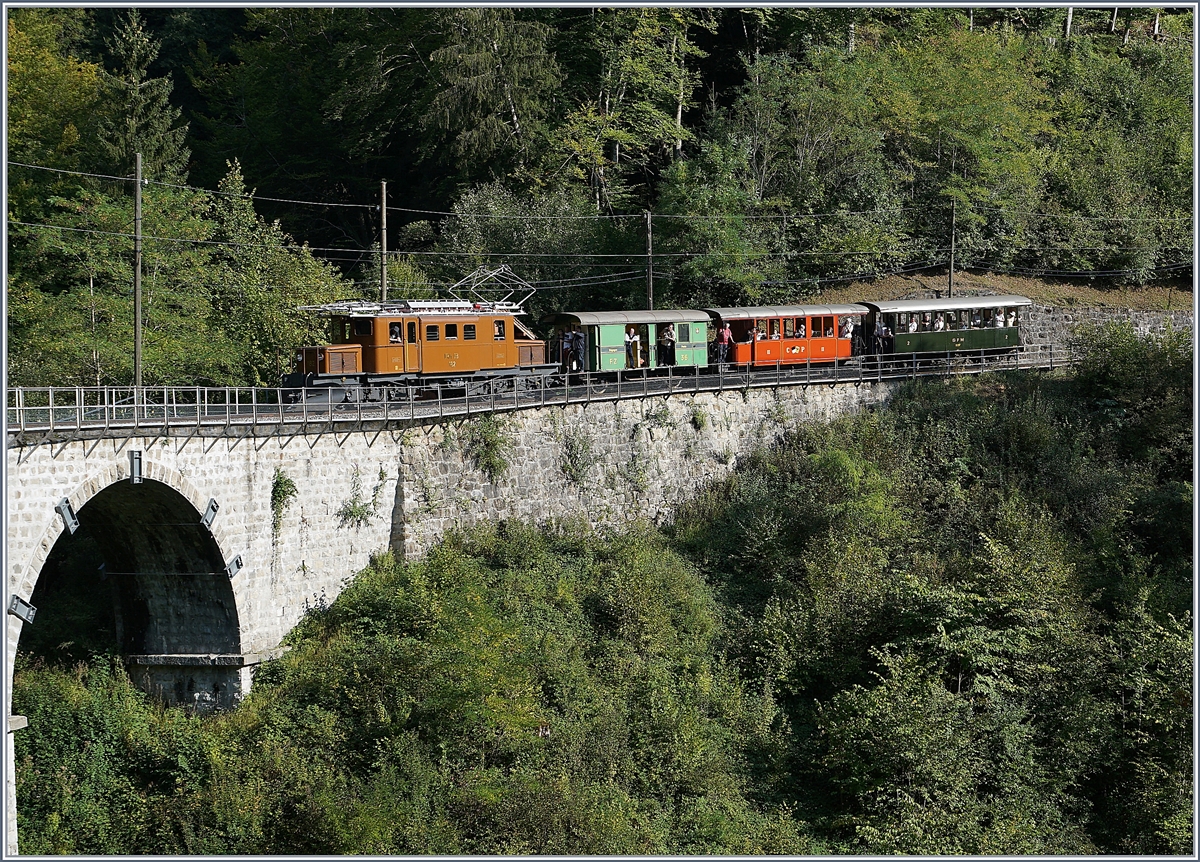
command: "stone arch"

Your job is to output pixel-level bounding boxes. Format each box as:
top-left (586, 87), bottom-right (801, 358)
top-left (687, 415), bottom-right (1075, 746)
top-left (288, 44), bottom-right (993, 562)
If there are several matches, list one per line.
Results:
top-left (11, 458), bottom-right (243, 710)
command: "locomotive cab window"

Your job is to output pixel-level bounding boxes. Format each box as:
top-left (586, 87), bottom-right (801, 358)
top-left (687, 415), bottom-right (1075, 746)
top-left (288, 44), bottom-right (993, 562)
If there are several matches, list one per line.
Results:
top-left (494, 320), bottom-right (506, 340)
top-left (464, 324), bottom-right (477, 340)
top-left (446, 323), bottom-right (458, 339)
top-left (408, 322), bottom-right (417, 342)
top-left (425, 324), bottom-right (440, 341)
top-left (352, 319), bottom-right (373, 337)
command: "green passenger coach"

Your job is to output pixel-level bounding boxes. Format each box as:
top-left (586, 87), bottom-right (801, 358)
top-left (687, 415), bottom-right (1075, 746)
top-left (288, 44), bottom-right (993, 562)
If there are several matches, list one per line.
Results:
top-left (858, 295), bottom-right (1033, 355)
top-left (543, 310), bottom-right (710, 372)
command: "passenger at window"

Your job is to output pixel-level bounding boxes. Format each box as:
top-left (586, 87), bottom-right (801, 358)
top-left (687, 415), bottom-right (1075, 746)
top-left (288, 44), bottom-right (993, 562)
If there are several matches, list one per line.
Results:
top-left (907, 316), bottom-right (918, 333)
top-left (839, 318), bottom-right (853, 338)
top-left (933, 314), bottom-right (945, 332)
top-left (993, 309), bottom-right (1005, 327)
top-left (389, 323), bottom-right (402, 343)
top-left (1007, 309), bottom-right (1017, 326)
top-left (625, 325), bottom-right (639, 368)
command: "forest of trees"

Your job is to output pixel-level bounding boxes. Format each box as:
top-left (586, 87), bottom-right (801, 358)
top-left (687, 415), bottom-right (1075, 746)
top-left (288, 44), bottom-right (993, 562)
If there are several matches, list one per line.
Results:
top-left (6, 7), bottom-right (1194, 856)
top-left (6, 7), bottom-right (1194, 386)
top-left (12, 322), bottom-right (1192, 854)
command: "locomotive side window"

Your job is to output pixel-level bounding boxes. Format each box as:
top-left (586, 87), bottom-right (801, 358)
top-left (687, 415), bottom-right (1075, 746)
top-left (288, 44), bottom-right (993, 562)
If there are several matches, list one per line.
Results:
top-left (446, 323), bottom-right (459, 339)
top-left (494, 320), bottom-right (506, 340)
top-left (408, 322), bottom-right (417, 342)
top-left (464, 324), bottom-right (477, 340)
top-left (352, 319), bottom-right (373, 337)
top-left (426, 324), bottom-right (440, 341)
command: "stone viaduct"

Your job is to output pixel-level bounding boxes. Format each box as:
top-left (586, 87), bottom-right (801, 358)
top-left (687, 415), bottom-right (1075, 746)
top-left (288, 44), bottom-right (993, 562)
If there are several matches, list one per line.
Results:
top-left (3, 302), bottom-right (1190, 853)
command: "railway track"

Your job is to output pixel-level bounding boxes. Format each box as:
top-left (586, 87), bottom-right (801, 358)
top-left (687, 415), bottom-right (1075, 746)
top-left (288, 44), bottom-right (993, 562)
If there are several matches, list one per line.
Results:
top-left (7, 343), bottom-right (1068, 444)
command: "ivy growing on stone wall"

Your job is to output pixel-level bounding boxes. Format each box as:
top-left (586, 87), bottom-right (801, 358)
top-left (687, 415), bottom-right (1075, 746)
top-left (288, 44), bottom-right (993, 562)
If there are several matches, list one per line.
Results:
top-left (560, 428), bottom-right (597, 484)
top-left (271, 468), bottom-right (297, 537)
top-left (462, 415), bottom-right (515, 483)
top-left (337, 465), bottom-right (388, 529)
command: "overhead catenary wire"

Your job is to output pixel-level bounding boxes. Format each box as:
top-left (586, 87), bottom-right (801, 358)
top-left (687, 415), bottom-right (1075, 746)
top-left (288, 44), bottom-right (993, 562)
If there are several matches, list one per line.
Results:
top-left (16, 159), bottom-right (1189, 227)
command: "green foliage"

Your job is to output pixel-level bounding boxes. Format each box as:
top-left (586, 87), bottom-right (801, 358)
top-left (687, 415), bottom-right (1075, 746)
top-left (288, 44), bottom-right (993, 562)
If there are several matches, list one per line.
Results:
top-left (96, 9), bottom-right (190, 181)
top-left (14, 528), bottom-right (807, 854)
top-left (668, 327), bottom-right (1192, 853)
top-left (559, 427), bottom-right (597, 484)
top-left (642, 402), bottom-right (673, 429)
top-left (336, 466), bottom-right (387, 529)
top-left (461, 415), bottom-right (515, 483)
top-left (270, 468), bottom-right (297, 536)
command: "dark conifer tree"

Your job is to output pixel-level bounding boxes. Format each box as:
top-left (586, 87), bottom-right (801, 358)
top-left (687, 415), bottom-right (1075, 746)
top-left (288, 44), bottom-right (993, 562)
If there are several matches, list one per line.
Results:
top-left (95, 9), bottom-right (190, 181)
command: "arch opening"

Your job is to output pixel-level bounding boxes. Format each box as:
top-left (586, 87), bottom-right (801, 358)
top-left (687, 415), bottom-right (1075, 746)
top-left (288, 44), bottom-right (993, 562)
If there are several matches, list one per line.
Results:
top-left (20, 478), bottom-right (243, 712)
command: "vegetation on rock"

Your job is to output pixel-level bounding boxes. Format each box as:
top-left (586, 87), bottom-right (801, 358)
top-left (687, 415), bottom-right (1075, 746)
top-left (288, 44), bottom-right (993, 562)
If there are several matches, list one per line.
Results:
top-left (14, 324), bottom-right (1192, 854)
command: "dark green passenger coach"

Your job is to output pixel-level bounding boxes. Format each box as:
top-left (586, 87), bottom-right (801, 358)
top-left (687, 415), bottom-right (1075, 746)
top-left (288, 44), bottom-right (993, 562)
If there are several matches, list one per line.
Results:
top-left (858, 295), bottom-right (1033, 355)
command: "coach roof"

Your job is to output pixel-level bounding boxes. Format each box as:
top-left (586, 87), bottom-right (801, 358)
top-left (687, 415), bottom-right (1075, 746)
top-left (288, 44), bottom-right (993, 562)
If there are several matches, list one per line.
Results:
top-left (859, 295), bottom-right (1033, 314)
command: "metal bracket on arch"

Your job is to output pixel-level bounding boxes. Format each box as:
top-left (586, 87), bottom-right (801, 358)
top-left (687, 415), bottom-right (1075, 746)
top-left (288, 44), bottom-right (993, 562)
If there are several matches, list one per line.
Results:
top-left (55, 497), bottom-right (80, 535)
top-left (224, 555), bottom-right (244, 579)
top-left (7, 595), bottom-right (37, 625)
top-left (201, 498), bottom-right (219, 530)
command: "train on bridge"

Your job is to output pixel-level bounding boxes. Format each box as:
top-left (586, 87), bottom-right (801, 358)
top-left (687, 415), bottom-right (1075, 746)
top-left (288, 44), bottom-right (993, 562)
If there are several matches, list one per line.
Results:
top-left (282, 291), bottom-right (1033, 399)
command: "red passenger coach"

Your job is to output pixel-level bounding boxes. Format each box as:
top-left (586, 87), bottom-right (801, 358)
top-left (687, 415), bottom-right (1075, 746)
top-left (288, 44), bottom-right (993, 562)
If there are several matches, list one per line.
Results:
top-left (705, 304), bottom-right (869, 366)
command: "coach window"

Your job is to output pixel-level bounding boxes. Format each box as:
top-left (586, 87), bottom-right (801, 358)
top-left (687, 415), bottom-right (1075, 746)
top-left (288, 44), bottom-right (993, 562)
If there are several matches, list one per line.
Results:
top-left (425, 324), bottom-right (440, 341)
top-left (407, 322), bottom-right (417, 342)
top-left (446, 323), bottom-right (458, 339)
top-left (352, 319), bottom-right (373, 337)
top-left (783, 318), bottom-right (794, 338)
top-left (677, 323), bottom-right (691, 343)
top-left (494, 320), bottom-right (506, 340)
top-left (464, 324), bottom-right (477, 340)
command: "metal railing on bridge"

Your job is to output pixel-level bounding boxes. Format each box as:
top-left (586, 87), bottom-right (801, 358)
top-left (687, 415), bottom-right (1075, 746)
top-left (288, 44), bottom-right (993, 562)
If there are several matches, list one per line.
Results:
top-left (7, 343), bottom-right (1067, 441)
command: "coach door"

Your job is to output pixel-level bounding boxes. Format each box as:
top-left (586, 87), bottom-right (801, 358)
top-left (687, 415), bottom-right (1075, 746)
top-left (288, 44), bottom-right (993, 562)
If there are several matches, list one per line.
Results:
top-left (404, 319), bottom-right (420, 372)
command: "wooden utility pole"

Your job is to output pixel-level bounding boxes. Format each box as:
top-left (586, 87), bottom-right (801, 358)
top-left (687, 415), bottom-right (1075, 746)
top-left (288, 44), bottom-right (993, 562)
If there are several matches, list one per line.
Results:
top-left (380, 180), bottom-right (388, 302)
top-left (645, 211), bottom-right (653, 310)
top-left (134, 152), bottom-right (143, 387)
top-left (948, 198), bottom-right (956, 298)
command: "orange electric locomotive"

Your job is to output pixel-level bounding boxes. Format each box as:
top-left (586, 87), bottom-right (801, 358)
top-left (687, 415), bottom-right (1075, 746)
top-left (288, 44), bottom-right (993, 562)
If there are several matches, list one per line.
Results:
top-left (283, 298), bottom-right (550, 394)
